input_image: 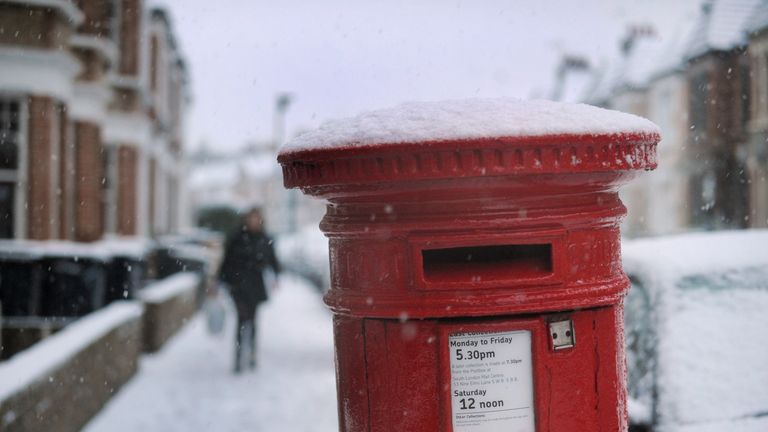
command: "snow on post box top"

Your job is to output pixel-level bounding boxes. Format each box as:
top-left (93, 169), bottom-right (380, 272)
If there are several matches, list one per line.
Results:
top-left (278, 98), bottom-right (660, 189)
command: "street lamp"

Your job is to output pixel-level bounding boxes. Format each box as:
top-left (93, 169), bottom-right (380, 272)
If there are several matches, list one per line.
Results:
top-left (272, 93), bottom-right (299, 233)
top-left (273, 93), bottom-right (293, 151)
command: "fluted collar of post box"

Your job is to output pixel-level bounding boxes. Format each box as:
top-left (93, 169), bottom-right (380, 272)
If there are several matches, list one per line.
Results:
top-left (278, 98), bottom-right (660, 189)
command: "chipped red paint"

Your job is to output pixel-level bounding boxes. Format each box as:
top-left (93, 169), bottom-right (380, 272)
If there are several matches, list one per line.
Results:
top-left (280, 129), bottom-right (659, 431)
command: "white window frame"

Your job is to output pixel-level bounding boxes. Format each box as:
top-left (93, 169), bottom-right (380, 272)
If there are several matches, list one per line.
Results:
top-left (49, 101), bottom-right (61, 239)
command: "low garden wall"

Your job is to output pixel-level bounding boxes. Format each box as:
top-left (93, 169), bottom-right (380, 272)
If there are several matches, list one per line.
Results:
top-left (139, 272), bottom-right (200, 353)
top-left (0, 317), bottom-right (70, 360)
top-left (0, 302), bottom-right (143, 432)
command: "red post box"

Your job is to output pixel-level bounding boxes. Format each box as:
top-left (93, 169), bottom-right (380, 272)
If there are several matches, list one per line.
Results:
top-left (278, 99), bottom-right (659, 431)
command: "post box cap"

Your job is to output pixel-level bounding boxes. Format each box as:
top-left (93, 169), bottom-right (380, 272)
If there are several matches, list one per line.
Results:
top-left (279, 98), bottom-right (660, 189)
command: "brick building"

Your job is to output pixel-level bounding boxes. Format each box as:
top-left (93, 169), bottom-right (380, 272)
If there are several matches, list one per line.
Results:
top-left (559, 0), bottom-right (767, 237)
top-left (684, 0), bottom-right (756, 230)
top-left (0, 0), bottom-right (188, 242)
top-left (576, 24), bottom-right (694, 238)
top-left (746, 4), bottom-right (768, 228)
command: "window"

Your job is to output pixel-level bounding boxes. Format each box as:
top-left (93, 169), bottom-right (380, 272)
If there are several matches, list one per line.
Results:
top-left (108, 0), bottom-right (122, 44)
top-left (103, 145), bottom-right (118, 234)
top-left (764, 52), bottom-right (768, 117)
top-left (625, 276), bottom-right (655, 407)
top-left (740, 63), bottom-right (750, 128)
top-left (0, 99), bottom-right (21, 238)
top-left (690, 71), bottom-right (708, 139)
top-left (150, 35), bottom-right (159, 91)
top-left (0, 100), bottom-right (20, 170)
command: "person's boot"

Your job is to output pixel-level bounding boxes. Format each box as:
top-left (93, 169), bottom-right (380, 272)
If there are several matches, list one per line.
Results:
top-left (248, 324), bottom-right (257, 370)
top-left (234, 341), bottom-right (242, 374)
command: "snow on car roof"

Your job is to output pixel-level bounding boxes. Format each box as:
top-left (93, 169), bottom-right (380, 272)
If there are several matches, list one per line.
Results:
top-left (622, 230), bottom-right (768, 427)
top-left (622, 229), bottom-right (768, 279)
top-left (651, 271), bottom-right (768, 427)
top-left (280, 98), bottom-right (660, 154)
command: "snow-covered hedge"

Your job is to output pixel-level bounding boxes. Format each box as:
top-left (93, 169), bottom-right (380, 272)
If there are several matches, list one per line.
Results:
top-left (276, 226), bottom-right (330, 291)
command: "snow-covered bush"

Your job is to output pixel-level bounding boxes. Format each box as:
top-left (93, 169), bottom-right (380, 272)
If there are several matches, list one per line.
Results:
top-left (276, 226), bottom-right (330, 291)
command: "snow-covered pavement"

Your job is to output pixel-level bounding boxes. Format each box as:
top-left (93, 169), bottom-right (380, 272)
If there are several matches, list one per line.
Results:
top-left (84, 275), bottom-right (338, 432)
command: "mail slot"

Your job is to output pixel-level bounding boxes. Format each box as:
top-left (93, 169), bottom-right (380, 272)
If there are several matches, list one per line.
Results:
top-left (422, 243), bottom-right (553, 283)
top-left (278, 99), bottom-right (660, 431)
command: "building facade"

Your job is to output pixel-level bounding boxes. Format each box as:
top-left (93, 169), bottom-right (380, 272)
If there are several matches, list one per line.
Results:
top-left (187, 144), bottom-right (326, 235)
top-left (684, 0), bottom-right (754, 230)
top-left (644, 70), bottom-right (690, 234)
top-left (569, 0), bottom-right (765, 237)
top-left (0, 0), bottom-right (187, 242)
top-left (581, 25), bottom-right (692, 238)
top-left (746, 7), bottom-right (768, 228)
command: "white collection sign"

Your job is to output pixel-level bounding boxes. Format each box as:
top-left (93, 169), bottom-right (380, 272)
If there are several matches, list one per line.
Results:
top-left (449, 330), bottom-right (535, 432)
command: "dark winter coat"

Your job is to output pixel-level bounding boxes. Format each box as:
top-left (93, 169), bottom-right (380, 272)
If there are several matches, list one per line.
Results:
top-left (219, 229), bottom-right (281, 310)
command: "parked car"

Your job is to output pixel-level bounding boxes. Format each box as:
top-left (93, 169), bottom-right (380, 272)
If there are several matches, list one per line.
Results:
top-left (622, 230), bottom-right (768, 432)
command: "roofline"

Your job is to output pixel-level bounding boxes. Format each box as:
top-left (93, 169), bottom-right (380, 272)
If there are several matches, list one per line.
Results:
top-left (747, 25), bottom-right (768, 39)
top-left (685, 45), bottom-right (747, 64)
top-left (648, 65), bottom-right (687, 83)
top-left (150, 7), bottom-right (172, 27)
top-left (149, 6), bottom-right (186, 67)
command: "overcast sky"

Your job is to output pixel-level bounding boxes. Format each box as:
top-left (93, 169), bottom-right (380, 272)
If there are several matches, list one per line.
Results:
top-left (155, 0), bottom-right (701, 152)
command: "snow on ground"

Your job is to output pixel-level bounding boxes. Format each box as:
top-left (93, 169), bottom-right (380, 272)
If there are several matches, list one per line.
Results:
top-left (281, 98), bottom-right (660, 153)
top-left (84, 274), bottom-right (338, 432)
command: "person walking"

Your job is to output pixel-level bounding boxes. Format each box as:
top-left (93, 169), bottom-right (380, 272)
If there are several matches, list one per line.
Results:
top-left (218, 207), bottom-right (281, 373)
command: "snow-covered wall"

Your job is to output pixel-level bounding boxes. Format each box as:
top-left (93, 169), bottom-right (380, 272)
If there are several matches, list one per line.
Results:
top-left (140, 272), bottom-right (200, 353)
top-left (0, 302), bottom-right (144, 432)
